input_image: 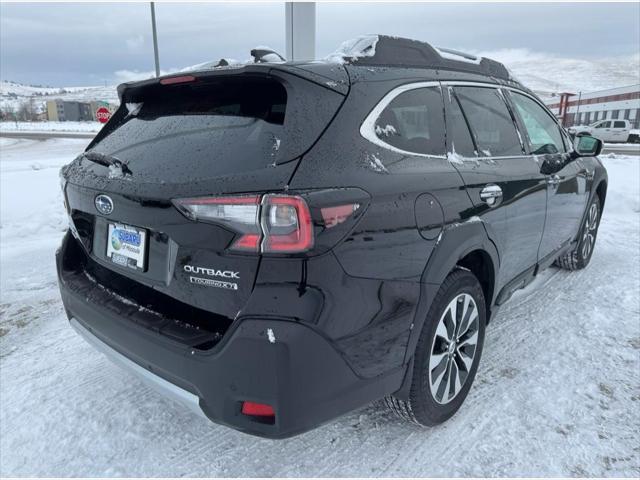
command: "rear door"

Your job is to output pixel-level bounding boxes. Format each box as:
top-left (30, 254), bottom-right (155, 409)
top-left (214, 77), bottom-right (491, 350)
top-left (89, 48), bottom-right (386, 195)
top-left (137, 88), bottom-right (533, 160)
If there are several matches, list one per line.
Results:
top-left (610, 120), bottom-right (629, 142)
top-left (446, 84), bottom-right (547, 290)
top-left (507, 90), bottom-right (588, 262)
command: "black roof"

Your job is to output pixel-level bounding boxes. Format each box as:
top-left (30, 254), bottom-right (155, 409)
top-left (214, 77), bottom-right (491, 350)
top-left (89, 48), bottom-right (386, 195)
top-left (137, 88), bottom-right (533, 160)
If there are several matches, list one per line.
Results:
top-left (345, 35), bottom-right (514, 82)
top-left (118, 35), bottom-right (524, 102)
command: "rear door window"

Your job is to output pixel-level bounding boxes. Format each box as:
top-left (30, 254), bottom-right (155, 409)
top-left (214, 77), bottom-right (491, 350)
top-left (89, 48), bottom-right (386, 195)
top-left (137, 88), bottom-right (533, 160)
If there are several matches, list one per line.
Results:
top-left (510, 92), bottom-right (565, 154)
top-left (613, 121), bottom-right (627, 128)
top-left (373, 87), bottom-right (445, 156)
top-left (454, 86), bottom-right (523, 157)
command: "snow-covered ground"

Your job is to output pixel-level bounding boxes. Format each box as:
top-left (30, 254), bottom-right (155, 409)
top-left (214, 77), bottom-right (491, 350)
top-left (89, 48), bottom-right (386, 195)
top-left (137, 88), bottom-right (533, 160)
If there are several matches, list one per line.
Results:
top-left (0, 138), bottom-right (638, 476)
top-left (0, 121), bottom-right (101, 133)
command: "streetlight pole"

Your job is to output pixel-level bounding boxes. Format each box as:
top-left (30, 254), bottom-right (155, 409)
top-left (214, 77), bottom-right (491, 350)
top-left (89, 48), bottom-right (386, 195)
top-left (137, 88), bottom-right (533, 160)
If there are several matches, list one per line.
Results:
top-left (150, 2), bottom-right (160, 77)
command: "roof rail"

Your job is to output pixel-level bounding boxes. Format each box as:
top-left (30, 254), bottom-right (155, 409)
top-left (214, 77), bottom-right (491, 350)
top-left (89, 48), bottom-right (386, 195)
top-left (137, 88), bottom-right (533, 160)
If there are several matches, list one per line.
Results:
top-left (343, 35), bottom-right (514, 82)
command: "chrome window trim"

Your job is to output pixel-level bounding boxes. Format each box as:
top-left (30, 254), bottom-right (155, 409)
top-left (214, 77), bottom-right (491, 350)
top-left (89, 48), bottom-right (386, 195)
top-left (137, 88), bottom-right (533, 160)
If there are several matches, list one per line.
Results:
top-left (359, 81), bottom-right (447, 159)
top-left (360, 79), bottom-right (570, 160)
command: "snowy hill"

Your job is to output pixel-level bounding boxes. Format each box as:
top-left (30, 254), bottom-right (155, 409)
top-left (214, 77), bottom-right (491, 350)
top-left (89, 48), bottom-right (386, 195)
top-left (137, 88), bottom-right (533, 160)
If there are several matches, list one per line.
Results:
top-left (0, 81), bottom-right (118, 114)
top-left (476, 49), bottom-right (640, 95)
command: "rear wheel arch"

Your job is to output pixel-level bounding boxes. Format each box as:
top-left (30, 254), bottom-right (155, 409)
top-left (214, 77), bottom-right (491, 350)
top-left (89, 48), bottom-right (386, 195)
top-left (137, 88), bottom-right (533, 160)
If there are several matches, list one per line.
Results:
top-left (395, 225), bottom-right (498, 400)
top-left (419, 222), bottom-right (499, 289)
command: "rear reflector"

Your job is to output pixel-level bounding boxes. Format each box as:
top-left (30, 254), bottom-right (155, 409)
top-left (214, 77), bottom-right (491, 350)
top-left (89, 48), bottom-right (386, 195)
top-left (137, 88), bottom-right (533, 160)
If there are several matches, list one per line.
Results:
top-left (160, 75), bottom-right (196, 85)
top-left (241, 401), bottom-right (275, 417)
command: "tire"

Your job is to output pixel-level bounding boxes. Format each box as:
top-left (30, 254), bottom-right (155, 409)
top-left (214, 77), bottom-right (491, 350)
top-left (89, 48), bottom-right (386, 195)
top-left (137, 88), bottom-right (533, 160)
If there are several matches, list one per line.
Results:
top-left (385, 268), bottom-right (486, 426)
top-left (555, 194), bottom-right (601, 271)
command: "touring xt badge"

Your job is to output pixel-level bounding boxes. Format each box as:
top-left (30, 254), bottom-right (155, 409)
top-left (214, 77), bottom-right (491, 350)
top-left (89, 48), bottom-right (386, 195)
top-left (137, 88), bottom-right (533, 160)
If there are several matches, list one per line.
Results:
top-left (183, 264), bottom-right (239, 291)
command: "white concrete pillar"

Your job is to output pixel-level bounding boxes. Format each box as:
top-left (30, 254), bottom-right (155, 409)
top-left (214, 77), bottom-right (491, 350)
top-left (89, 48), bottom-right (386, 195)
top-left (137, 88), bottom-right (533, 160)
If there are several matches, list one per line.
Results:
top-left (285, 2), bottom-right (316, 61)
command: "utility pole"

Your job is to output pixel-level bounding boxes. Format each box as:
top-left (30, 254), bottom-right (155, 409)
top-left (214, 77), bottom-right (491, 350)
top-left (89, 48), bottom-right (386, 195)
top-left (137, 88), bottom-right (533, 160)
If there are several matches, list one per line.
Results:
top-left (150, 2), bottom-right (160, 77)
top-left (575, 91), bottom-right (582, 125)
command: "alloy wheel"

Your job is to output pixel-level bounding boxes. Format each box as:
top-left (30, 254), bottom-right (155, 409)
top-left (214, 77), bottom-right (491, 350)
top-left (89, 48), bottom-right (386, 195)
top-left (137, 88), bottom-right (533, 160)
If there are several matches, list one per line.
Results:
top-left (581, 202), bottom-right (599, 260)
top-left (428, 293), bottom-right (479, 404)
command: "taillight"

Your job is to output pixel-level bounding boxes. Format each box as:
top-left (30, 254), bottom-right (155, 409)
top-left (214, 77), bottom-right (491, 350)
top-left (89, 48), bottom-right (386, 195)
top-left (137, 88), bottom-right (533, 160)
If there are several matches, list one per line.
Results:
top-left (173, 195), bottom-right (262, 252)
top-left (172, 194), bottom-right (314, 254)
top-left (261, 195), bottom-right (313, 253)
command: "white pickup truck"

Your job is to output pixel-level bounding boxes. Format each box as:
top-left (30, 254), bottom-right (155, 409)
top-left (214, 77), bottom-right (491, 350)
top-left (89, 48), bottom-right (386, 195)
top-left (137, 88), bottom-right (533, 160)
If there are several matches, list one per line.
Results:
top-left (568, 119), bottom-right (638, 143)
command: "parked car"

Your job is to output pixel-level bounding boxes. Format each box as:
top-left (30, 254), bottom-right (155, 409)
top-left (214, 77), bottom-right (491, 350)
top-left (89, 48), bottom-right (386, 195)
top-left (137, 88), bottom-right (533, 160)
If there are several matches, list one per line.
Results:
top-left (56, 35), bottom-right (608, 438)
top-left (569, 118), bottom-right (634, 143)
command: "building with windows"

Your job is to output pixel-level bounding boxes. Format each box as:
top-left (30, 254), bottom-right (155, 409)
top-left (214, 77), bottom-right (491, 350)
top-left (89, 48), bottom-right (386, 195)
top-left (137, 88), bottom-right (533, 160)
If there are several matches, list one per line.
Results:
top-left (545, 84), bottom-right (640, 128)
top-left (46, 100), bottom-right (111, 122)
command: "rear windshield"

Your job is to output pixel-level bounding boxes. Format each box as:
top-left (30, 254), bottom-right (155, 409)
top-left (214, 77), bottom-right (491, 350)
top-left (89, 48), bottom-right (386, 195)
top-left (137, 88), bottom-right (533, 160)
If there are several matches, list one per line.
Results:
top-left (92, 78), bottom-right (286, 168)
top-left (89, 73), bottom-right (344, 184)
top-left (134, 79), bottom-right (286, 124)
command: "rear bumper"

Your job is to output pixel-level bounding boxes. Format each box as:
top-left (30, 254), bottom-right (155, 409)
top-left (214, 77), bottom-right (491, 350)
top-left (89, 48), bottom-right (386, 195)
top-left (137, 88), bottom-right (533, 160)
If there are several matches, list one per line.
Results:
top-left (56, 234), bottom-right (404, 438)
top-left (69, 317), bottom-right (206, 419)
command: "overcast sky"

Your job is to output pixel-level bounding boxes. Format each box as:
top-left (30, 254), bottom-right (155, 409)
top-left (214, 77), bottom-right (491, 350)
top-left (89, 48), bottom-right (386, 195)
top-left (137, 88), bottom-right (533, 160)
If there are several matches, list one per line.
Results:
top-left (1, 2), bottom-right (639, 87)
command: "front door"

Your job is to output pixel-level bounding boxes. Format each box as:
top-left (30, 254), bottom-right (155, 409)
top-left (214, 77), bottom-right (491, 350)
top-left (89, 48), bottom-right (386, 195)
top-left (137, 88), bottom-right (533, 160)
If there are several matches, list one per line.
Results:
top-left (599, 121), bottom-right (611, 141)
top-left (507, 90), bottom-right (589, 261)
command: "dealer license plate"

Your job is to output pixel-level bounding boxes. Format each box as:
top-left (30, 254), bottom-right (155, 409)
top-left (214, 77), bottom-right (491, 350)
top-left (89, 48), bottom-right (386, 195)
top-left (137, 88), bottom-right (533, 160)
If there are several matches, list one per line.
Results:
top-left (106, 222), bottom-right (147, 270)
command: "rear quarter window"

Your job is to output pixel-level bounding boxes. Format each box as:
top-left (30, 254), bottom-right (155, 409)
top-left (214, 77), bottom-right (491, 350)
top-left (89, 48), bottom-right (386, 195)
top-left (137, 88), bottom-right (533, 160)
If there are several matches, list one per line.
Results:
top-left (372, 87), bottom-right (445, 156)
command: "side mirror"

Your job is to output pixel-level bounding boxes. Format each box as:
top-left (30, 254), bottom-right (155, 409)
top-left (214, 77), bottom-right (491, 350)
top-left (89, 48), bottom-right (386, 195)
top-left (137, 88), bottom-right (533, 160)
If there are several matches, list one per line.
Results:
top-left (573, 134), bottom-right (603, 157)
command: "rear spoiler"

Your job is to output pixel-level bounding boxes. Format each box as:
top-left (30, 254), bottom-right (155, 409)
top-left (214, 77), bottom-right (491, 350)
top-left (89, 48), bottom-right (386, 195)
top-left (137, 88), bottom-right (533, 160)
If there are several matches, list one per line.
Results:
top-left (88, 63), bottom-right (349, 152)
top-left (116, 63), bottom-right (349, 103)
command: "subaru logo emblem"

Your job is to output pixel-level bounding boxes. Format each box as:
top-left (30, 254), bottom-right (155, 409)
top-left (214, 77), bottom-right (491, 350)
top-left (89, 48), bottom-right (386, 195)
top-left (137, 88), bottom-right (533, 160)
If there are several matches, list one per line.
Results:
top-left (95, 194), bottom-right (114, 215)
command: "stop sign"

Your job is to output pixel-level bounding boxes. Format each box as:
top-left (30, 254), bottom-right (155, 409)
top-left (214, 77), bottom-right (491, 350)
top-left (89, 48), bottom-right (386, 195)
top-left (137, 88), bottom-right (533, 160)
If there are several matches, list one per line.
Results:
top-left (96, 106), bottom-right (111, 124)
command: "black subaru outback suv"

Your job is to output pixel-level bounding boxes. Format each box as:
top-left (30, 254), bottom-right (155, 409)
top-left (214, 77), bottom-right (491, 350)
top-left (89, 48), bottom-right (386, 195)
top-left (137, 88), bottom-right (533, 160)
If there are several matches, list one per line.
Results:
top-left (56, 35), bottom-right (607, 438)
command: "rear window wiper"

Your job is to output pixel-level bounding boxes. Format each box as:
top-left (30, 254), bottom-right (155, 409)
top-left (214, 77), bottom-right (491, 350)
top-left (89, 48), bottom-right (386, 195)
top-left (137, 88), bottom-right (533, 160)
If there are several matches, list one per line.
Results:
top-left (80, 152), bottom-right (133, 176)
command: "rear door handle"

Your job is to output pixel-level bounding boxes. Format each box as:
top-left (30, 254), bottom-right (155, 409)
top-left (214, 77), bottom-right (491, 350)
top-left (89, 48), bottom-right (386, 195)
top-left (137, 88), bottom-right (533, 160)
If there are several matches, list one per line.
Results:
top-left (480, 184), bottom-right (502, 206)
